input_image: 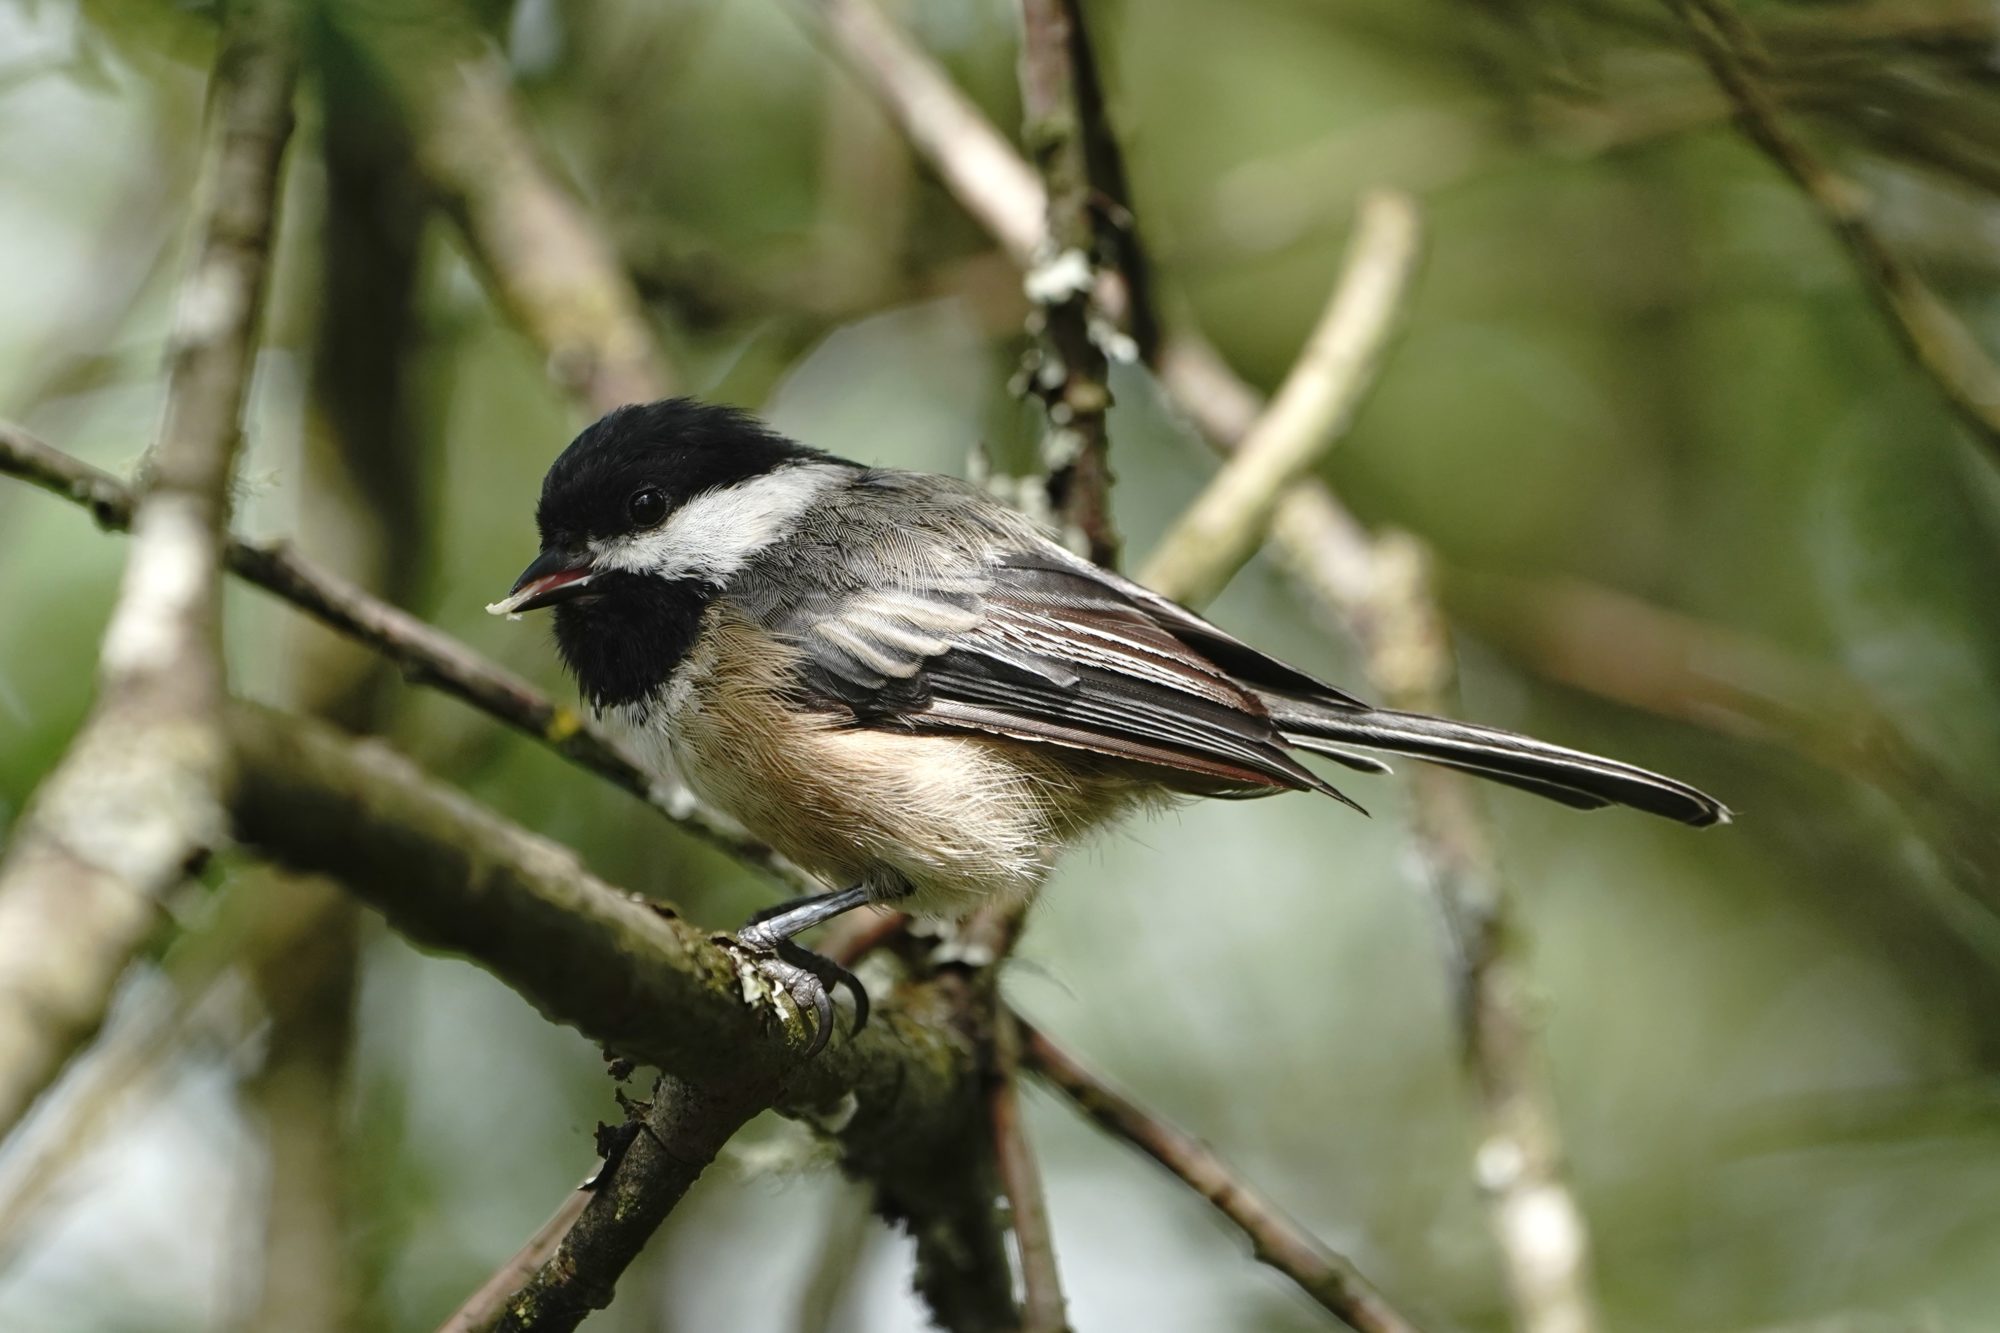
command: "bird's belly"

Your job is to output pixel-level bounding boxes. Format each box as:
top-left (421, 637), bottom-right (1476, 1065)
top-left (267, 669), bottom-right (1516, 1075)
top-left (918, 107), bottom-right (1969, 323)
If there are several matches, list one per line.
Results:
top-left (660, 680), bottom-right (1142, 918)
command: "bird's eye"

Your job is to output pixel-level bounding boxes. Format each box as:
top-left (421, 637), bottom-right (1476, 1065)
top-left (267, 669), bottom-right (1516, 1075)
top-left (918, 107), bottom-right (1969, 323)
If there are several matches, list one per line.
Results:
top-left (627, 487), bottom-right (667, 528)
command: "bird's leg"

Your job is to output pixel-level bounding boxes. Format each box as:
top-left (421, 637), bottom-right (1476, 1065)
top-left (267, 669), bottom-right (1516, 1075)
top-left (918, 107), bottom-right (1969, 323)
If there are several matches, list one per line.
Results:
top-left (731, 885), bottom-right (874, 1056)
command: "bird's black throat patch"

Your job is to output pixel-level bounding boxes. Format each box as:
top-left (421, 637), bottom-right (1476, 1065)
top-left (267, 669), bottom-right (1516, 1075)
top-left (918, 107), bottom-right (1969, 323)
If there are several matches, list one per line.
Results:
top-left (553, 572), bottom-right (715, 712)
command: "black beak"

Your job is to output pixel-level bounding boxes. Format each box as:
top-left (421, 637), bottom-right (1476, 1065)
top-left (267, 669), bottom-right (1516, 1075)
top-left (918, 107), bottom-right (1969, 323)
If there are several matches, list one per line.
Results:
top-left (487, 547), bottom-right (595, 616)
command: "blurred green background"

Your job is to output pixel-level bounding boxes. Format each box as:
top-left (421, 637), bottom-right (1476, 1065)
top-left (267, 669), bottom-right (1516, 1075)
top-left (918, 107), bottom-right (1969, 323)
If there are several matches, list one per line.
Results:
top-left (4, 0), bottom-right (2000, 1329)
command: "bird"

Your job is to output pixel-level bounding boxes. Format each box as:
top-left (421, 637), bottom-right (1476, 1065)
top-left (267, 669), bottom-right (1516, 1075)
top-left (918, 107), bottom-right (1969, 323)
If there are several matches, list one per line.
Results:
top-left (489, 398), bottom-right (1728, 1052)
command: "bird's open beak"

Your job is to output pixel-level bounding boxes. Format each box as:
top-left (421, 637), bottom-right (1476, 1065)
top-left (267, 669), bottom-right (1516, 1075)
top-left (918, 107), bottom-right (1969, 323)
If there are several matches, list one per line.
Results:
top-left (486, 547), bottom-right (595, 617)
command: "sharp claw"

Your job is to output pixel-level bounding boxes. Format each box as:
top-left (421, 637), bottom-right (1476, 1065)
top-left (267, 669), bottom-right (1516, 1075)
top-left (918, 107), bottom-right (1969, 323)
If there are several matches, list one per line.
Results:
top-left (805, 981), bottom-right (833, 1057)
top-left (730, 933), bottom-right (868, 1057)
top-left (840, 972), bottom-right (871, 1033)
top-left (776, 938), bottom-right (871, 1038)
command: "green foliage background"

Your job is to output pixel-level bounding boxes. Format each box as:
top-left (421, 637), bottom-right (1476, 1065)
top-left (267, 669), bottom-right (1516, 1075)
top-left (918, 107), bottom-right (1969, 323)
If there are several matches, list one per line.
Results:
top-left (3, 0), bottom-right (1999, 1329)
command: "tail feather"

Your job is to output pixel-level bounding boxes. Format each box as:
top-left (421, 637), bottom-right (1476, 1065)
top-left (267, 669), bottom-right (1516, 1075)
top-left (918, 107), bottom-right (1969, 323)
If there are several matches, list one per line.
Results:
top-left (1272, 704), bottom-right (1730, 827)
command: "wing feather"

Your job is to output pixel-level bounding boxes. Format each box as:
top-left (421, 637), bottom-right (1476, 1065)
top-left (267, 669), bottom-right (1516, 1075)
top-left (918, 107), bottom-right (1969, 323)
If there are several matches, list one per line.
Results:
top-left (740, 543), bottom-right (1347, 799)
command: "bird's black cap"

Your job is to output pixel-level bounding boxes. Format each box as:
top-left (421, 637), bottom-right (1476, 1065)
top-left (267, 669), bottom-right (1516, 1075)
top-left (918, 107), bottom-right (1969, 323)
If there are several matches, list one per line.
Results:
top-left (534, 398), bottom-right (830, 548)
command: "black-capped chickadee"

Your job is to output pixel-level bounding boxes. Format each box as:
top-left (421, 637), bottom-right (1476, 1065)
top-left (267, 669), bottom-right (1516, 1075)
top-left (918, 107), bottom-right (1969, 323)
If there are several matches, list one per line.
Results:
top-left (491, 399), bottom-right (1727, 1051)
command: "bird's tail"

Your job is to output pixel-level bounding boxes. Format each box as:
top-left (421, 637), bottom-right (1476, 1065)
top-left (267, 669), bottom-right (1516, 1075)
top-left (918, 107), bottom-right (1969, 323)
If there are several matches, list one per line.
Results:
top-left (1268, 701), bottom-right (1729, 827)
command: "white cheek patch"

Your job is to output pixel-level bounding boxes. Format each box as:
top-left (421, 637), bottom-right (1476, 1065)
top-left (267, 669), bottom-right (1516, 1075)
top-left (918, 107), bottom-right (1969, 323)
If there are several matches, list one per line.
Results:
top-left (593, 463), bottom-right (844, 582)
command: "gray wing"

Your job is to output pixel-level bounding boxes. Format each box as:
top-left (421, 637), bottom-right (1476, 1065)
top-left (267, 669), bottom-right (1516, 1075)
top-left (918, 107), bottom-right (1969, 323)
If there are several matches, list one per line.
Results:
top-left (728, 469), bottom-right (1374, 801)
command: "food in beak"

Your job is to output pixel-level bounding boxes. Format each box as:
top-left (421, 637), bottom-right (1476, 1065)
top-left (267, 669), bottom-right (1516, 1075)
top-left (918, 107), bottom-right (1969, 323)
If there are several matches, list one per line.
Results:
top-left (486, 550), bottom-right (594, 617)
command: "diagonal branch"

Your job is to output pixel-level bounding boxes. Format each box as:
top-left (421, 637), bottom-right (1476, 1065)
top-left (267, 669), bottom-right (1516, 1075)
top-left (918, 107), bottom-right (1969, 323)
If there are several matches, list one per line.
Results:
top-left (1665, 0), bottom-right (2000, 468)
top-left (802, 0), bottom-right (1046, 267)
top-left (226, 699), bottom-right (993, 1325)
top-left (1021, 1023), bottom-right (1420, 1333)
top-left (439, 1187), bottom-right (593, 1333)
top-left (332, 5), bottom-right (674, 415)
top-left (1139, 190), bottom-right (1421, 607)
top-left (489, 1075), bottom-right (770, 1333)
top-left (989, 1007), bottom-right (1068, 1333)
top-left (223, 701), bottom-right (959, 1120)
top-left (0, 423), bottom-right (812, 895)
top-left (0, 0), bottom-right (300, 1140)
top-left (440, 921), bottom-right (906, 1333)
top-left (225, 700), bottom-right (978, 1170)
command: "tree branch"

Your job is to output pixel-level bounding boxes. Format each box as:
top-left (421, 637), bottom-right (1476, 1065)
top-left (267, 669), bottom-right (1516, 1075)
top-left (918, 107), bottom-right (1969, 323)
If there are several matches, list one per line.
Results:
top-left (224, 701), bottom-right (970, 1131)
top-left (1665, 0), bottom-right (2000, 468)
top-left (439, 1187), bottom-right (593, 1333)
top-left (0, 423), bottom-right (813, 896)
top-left (224, 700), bottom-right (1021, 1327)
top-left (1017, 0), bottom-right (1119, 565)
top-left (1139, 190), bottom-right (1421, 607)
top-left (491, 1075), bottom-right (770, 1333)
top-left (989, 1008), bottom-right (1069, 1333)
top-left (793, 7), bottom-right (1600, 1329)
top-left (1021, 1024), bottom-right (1420, 1333)
top-left (799, 0), bottom-right (1046, 268)
top-left (0, 0), bottom-right (299, 1140)
top-left (332, 6), bottom-right (673, 415)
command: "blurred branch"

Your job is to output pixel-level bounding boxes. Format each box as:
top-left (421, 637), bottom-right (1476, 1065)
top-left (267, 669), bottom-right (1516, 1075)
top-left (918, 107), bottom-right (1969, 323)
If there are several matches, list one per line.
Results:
top-left (0, 0), bottom-right (299, 1141)
top-left (1140, 190), bottom-right (1421, 607)
top-left (1449, 573), bottom-right (2000, 943)
top-left (1665, 0), bottom-right (2000, 469)
top-left (795, 6), bottom-right (1599, 1329)
top-left (238, 43), bottom-right (434, 1324)
top-left (1021, 1024), bottom-right (1420, 1333)
top-left (989, 1008), bottom-right (1069, 1333)
top-left (440, 1187), bottom-right (592, 1333)
top-left (798, 0), bottom-right (1046, 267)
top-left (0, 424), bottom-right (815, 896)
top-left (490, 1075), bottom-right (770, 1333)
top-left (237, 877), bottom-right (360, 1333)
top-left (1298, 534), bottom-right (1601, 1333)
top-left (1017, 0), bottom-right (1120, 565)
top-left (793, 1180), bottom-right (878, 1333)
top-left (0, 923), bottom-right (255, 1267)
top-left (341, 6), bottom-right (672, 414)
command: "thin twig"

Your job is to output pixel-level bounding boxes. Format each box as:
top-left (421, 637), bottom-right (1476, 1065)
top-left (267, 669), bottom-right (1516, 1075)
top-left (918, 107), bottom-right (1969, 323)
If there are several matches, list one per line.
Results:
top-left (438, 1189), bottom-right (593, 1333)
top-left (0, 423), bottom-right (814, 896)
top-left (1020, 1024), bottom-right (1419, 1333)
top-left (491, 1075), bottom-right (771, 1333)
top-left (792, 1181), bottom-right (878, 1333)
top-left (1665, 0), bottom-right (2000, 467)
top-left (0, 0), bottom-right (300, 1141)
top-left (1139, 190), bottom-right (1421, 607)
top-left (989, 1008), bottom-right (1068, 1333)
